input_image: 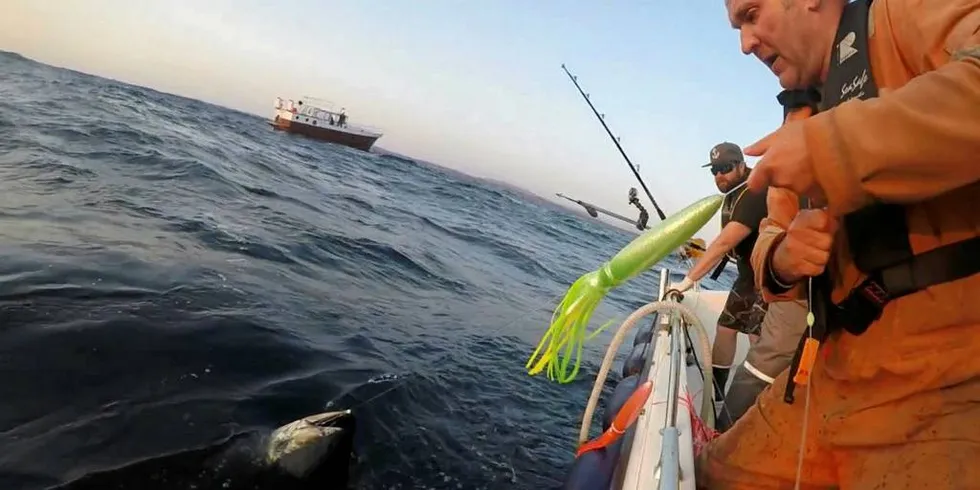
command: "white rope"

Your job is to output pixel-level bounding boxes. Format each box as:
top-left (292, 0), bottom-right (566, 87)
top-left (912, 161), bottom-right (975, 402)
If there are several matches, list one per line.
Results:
top-left (578, 298), bottom-right (714, 445)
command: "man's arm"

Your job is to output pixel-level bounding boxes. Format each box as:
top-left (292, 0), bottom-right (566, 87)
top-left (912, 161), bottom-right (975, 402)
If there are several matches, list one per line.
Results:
top-left (803, 0), bottom-right (980, 217)
top-left (685, 221), bottom-right (753, 282)
top-left (751, 95), bottom-right (819, 301)
top-left (686, 186), bottom-right (767, 282)
top-left (751, 188), bottom-right (806, 302)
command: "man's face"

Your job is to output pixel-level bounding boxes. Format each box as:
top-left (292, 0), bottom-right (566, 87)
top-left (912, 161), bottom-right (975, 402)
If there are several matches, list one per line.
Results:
top-left (711, 162), bottom-right (746, 193)
top-left (726, 0), bottom-right (823, 89)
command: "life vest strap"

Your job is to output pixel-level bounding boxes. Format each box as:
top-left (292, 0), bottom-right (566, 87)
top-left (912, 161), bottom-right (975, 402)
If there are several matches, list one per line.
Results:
top-left (784, 235), bottom-right (980, 404)
top-left (833, 235), bottom-right (980, 335)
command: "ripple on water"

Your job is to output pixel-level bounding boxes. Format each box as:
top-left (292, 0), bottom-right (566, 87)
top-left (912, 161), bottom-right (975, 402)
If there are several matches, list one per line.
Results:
top-left (0, 50), bottom-right (737, 489)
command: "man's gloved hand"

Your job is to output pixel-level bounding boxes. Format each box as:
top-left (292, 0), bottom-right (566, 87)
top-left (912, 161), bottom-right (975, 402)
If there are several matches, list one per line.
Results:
top-left (667, 276), bottom-right (695, 296)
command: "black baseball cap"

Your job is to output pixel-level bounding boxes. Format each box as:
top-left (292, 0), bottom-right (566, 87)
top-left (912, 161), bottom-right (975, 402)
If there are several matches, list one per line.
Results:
top-left (702, 142), bottom-right (744, 167)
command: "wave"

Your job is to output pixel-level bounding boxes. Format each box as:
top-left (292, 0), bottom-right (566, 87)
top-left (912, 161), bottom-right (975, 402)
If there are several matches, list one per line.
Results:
top-left (0, 52), bottom-right (739, 489)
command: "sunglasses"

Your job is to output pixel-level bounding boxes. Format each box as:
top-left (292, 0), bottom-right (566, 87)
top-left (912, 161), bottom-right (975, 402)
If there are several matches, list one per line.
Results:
top-left (710, 162), bottom-right (736, 176)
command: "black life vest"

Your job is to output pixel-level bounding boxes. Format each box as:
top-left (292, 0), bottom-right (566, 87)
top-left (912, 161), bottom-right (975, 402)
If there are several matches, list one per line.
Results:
top-left (720, 186), bottom-right (751, 262)
top-left (707, 177), bottom-right (755, 282)
top-left (814, 0), bottom-right (980, 334)
top-left (781, 0), bottom-right (980, 403)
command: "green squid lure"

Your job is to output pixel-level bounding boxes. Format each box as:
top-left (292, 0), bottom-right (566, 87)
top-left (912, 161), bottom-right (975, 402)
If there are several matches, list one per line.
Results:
top-left (526, 194), bottom-right (724, 383)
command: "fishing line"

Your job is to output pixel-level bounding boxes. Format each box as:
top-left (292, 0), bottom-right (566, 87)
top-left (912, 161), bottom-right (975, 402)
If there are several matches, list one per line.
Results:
top-left (725, 180), bottom-right (749, 196)
top-left (794, 196), bottom-right (817, 489)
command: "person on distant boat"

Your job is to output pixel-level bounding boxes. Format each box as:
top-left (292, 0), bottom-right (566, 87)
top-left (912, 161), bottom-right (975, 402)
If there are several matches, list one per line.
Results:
top-left (627, 187), bottom-right (649, 230)
top-left (667, 142), bottom-right (769, 404)
top-left (338, 109), bottom-right (347, 127)
top-left (696, 0), bottom-right (980, 488)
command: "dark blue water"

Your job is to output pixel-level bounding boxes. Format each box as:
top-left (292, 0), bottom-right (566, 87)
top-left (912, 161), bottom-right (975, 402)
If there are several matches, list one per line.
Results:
top-left (0, 51), bottom-right (735, 489)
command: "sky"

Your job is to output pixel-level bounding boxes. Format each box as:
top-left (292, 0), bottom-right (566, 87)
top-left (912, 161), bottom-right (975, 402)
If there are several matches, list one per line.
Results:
top-left (1, 0), bottom-right (784, 239)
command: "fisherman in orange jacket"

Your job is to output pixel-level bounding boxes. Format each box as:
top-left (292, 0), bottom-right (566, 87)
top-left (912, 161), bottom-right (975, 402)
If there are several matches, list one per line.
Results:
top-left (696, 0), bottom-right (980, 488)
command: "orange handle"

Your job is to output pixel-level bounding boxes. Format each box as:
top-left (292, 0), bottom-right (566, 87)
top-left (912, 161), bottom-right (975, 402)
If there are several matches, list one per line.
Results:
top-left (793, 338), bottom-right (820, 386)
top-left (576, 380), bottom-right (653, 457)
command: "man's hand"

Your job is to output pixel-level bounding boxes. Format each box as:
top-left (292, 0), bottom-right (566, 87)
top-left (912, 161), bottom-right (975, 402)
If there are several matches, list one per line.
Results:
top-left (745, 121), bottom-right (826, 204)
top-left (771, 209), bottom-right (837, 284)
top-left (668, 276), bottom-right (695, 294)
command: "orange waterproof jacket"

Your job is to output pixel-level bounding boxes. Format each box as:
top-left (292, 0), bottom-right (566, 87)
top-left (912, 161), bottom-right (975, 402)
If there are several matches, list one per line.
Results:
top-left (750, 0), bottom-right (980, 388)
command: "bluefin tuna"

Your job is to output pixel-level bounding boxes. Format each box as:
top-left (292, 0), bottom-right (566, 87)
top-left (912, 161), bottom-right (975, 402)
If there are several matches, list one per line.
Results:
top-left (50, 410), bottom-right (356, 490)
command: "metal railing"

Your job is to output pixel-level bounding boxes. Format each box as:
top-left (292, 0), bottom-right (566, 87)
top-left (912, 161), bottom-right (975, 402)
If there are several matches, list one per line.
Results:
top-left (658, 310), bottom-right (684, 490)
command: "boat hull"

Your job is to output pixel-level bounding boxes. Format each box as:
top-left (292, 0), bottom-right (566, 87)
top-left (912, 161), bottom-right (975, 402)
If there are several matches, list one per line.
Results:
top-left (562, 271), bottom-right (750, 489)
top-left (270, 117), bottom-right (381, 152)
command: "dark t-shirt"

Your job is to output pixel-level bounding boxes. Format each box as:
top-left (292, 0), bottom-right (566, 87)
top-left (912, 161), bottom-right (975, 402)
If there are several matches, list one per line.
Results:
top-left (721, 185), bottom-right (768, 285)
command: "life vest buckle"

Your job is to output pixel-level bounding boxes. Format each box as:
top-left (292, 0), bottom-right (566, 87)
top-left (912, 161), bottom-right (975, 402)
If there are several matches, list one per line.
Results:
top-left (827, 274), bottom-right (888, 336)
top-left (858, 278), bottom-right (890, 306)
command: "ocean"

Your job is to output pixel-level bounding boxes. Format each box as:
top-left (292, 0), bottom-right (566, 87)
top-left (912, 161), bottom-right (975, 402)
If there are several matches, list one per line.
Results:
top-left (0, 51), bottom-right (735, 489)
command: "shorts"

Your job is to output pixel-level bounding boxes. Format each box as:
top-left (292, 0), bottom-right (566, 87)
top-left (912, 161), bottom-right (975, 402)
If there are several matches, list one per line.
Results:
top-left (717, 279), bottom-right (767, 336)
top-left (716, 300), bottom-right (809, 431)
top-left (744, 299), bottom-right (808, 379)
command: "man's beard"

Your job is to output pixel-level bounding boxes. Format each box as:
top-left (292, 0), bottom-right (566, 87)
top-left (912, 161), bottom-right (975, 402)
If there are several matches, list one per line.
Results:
top-left (718, 171), bottom-right (748, 193)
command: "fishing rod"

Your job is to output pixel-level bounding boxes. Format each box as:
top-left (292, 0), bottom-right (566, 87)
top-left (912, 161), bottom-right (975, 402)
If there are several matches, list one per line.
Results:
top-left (561, 64), bottom-right (706, 254)
top-left (560, 63), bottom-right (666, 221)
top-left (556, 192), bottom-right (650, 230)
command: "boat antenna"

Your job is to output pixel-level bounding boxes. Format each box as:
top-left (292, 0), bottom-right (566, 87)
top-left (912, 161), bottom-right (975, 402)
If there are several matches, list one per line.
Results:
top-left (560, 63), bottom-right (667, 221)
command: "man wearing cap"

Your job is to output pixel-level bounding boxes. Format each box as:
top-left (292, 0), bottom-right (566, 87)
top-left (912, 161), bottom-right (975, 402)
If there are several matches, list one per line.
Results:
top-left (668, 142), bottom-right (769, 403)
top-left (696, 0), bottom-right (980, 486)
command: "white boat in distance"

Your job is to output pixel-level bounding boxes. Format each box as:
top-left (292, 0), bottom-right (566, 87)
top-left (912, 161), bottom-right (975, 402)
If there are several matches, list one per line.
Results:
top-left (270, 96), bottom-right (383, 152)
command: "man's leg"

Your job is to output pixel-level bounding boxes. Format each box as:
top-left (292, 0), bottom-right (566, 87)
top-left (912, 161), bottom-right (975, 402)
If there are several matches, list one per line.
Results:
top-left (714, 282), bottom-right (767, 401)
top-left (715, 364), bottom-right (769, 433)
top-left (828, 360), bottom-right (980, 488)
top-left (711, 324), bottom-right (739, 401)
top-left (718, 300), bottom-right (808, 431)
top-left (834, 380), bottom-right (980, 488)
top-left (696, 363), bottom-right (837, 489)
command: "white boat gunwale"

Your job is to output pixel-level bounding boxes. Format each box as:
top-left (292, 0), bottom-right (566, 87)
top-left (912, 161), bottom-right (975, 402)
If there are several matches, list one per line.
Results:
top-left (569, 267), bottom-right (751, 489)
